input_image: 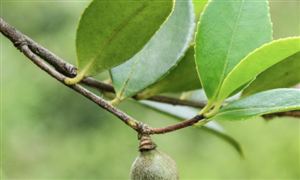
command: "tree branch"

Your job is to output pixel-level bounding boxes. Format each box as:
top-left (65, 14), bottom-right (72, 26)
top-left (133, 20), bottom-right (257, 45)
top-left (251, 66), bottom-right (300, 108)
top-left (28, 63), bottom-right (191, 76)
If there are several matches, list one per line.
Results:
top-left (145, 95), bottom-right (206, 108)
top-left (7, 23), bottom-right (205, 108)
top-left (0, 17), bottom-right (207, 135)
top-left (0, 17), bottom-right (141, 132)
top-left (148, 115), bottom-right (205, 134)
top-left (1, 17), bottom-right (299, 137)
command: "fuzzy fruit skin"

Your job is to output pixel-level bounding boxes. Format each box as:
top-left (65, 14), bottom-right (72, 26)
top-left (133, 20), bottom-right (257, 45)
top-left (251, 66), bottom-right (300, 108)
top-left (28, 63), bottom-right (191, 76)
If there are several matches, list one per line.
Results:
top-left (130, 149), bottom-right (179, 180)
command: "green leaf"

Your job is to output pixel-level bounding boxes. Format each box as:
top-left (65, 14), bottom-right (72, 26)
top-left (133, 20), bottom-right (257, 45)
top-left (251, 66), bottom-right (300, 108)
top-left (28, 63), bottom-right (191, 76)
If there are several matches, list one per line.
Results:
top-left (140, 100), bottom-right (243, 156)
top-left (193, 0), bottom-right (208, 21)
top-left (213, 88), bottom-right (300, 121)
top-left (69, 0), bottom-right (173, 83)
top-left (242, 52), bottom-right (300, 96)
top-left (137, 46), bottom-right (200, 99)
top-left (217, 37), bottom-right (300, 101)
top-left (111, 0), bottom-right (195, 101)
top-left (195, 0), bottom-right (272, 101)
top-left (135, 0), bottom-right (210, 99)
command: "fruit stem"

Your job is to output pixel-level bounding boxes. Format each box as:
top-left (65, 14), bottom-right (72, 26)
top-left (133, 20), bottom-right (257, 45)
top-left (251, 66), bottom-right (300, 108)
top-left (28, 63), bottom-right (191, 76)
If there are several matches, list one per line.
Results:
top-left (138, 135), bottom-right (156, 152)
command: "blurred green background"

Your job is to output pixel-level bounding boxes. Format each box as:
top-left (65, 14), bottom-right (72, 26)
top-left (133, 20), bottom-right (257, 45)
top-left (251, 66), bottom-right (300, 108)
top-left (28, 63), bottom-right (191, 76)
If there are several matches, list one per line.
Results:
top-left (1, 0), bottom-right (300, 179)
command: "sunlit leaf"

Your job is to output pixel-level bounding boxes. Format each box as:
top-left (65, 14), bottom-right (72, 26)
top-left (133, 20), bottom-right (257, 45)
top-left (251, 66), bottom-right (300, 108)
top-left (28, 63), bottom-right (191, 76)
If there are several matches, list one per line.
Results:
top-left (111, 0), bottom-right (195, 101)
top-left (242, 52), bottom-right (300, 96)
top-left (217, 37), bottom-right (300, 101)
top-left (73, 0), bottom-right (173, 82)
top-left (213, 88), bottom-right (300, 121)
top-left (195, 0), bottom-right (272, 101)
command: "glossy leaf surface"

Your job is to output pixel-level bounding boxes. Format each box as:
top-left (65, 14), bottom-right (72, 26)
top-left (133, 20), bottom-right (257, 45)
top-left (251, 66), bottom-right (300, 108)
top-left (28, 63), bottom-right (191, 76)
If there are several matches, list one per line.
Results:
top-left (213, 88), bottom-right (300, 121)
top-left (218, 37), bottom-right (300, 100)
top-left (76, 0), bottom-right (173, 76)
top-left (242, 52), bottom-right (300, 96)
top-left (111, 0), bottom-right (195, 101)
top-left (195, 0), bottom-right (272, 101)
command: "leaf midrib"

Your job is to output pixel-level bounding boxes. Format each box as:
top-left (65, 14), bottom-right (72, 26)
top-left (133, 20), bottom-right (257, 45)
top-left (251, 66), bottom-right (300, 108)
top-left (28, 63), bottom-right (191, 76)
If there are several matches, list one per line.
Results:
top-left (212, 0), bottom-right (245, 101)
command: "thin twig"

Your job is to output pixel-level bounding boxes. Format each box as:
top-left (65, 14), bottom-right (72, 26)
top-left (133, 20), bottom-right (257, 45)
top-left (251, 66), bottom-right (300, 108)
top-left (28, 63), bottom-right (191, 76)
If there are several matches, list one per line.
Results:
top-left (25, 46), bottom-right (141, 131)
top-left (5, 20), bottom-right (206, 108)
top-left (0, 18), bottom-right (140, 132)
top-left (0, 18), bottom-right (205, 108)
top-left (1, 17), bottom-right (299, 136)
top-left (148, 115), bottom-right (205, 134)
top-left (83, 77), bottom-right (116, 93)
top-left (146, 95), bottom-right (206, 108)
top-left (0, 17), bottom-right (207, 134)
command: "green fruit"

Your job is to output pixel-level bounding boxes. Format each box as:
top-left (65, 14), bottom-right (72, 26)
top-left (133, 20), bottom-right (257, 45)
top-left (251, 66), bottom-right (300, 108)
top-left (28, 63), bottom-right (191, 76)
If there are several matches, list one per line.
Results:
top-left (130, 149), bottom-right (179, 180)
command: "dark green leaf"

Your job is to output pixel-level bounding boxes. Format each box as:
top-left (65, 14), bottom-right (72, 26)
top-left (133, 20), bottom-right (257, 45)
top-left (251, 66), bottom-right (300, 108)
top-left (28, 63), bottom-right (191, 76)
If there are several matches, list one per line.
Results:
top-left (111, 0), bottom-right (195, 101)
top-left (213, 88), bottom-right (300, 121)
top-left (242, 52), bottom-right (300, 96)
top-left (137, 47), bottom-right (200, 99)
top-left (71, 0), bottom-right (173, 83)
top-left (195, 0), bottom-right (272, 101)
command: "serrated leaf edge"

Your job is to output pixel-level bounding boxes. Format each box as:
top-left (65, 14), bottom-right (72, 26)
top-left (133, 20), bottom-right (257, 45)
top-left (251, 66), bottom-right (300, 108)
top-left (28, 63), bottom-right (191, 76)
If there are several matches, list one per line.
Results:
top-left (217, 36), bottom-right (300, 101)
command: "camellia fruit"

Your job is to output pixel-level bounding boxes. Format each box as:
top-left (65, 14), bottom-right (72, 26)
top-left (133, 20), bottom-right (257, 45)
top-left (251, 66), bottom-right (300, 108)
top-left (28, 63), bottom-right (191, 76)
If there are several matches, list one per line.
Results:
top-left (130, 135), bottom-right (179, 180)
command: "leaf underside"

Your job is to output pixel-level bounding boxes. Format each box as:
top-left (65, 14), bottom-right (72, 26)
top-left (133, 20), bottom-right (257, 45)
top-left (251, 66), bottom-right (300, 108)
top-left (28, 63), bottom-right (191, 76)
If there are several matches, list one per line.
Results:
top-left (213, 88), bottom-right (300, 121)
top-left (137, 46), bottom-right (201, 99)
top-left (111, 0), bottom-right (195, 101)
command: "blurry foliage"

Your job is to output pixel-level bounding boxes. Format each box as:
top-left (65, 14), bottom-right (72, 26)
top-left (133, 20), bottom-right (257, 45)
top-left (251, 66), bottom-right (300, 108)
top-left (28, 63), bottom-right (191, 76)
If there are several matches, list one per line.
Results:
top-left (1, 0), bottom-right (300, 179)
top-left (269, 0), bottom-right (300, 39)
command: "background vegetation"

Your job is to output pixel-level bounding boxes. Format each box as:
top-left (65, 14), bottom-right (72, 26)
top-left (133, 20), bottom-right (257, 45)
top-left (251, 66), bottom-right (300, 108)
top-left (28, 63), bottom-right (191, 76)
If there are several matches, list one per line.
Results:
top-left (1, 1), bottom-right (300, 179)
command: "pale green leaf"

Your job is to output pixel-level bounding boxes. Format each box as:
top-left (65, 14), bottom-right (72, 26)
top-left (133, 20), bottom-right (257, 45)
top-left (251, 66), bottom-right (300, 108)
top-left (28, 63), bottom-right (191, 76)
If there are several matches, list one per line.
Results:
top-left (135, 0), bottom-right (209, 99)
top-left (218, 37), bottom-right (300, 101)
top-left (137, 47), bottom-right (200, 99)
top-left (111, 0), bottom-right (195, 101)
top-left (242, 52), bottom-right (300, 96)
top-left (75, 0), bottom-right (173, 77)
top-left (213, 88), bottom-right (300, 121)
top-left (195, 0), bottom-right (272, 101)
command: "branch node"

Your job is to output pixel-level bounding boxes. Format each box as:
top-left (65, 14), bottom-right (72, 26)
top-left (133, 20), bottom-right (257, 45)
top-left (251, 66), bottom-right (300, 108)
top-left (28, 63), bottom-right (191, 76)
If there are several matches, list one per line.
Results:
top-left (14, 38), bottom-right (27, 50)
top-left (66, 66), bottom-right (77, 77)
top-left (137, 122), bottom-right (151, 135)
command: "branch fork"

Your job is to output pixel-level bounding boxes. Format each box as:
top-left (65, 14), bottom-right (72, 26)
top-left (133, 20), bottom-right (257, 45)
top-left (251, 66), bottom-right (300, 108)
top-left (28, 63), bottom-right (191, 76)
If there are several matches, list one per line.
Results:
top-left (0, 17), bottom-right (299, 137)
